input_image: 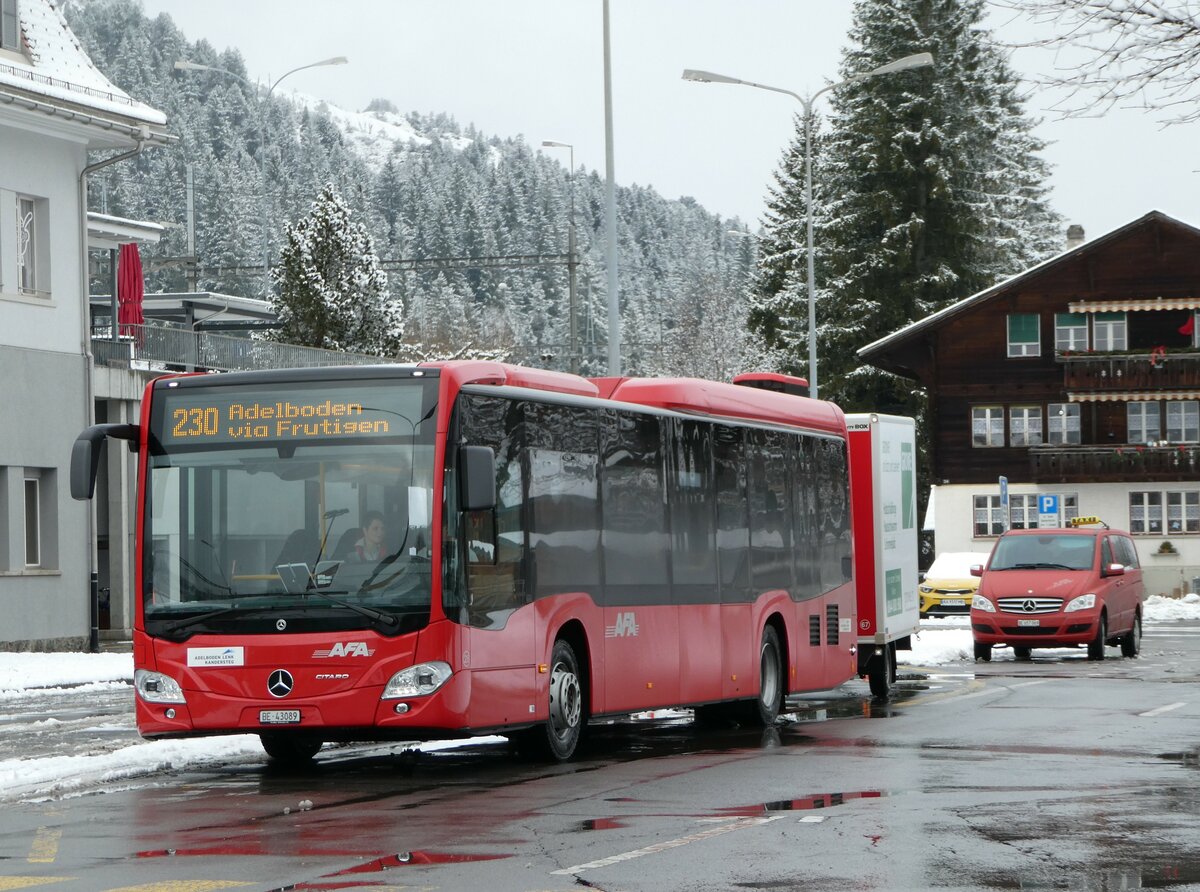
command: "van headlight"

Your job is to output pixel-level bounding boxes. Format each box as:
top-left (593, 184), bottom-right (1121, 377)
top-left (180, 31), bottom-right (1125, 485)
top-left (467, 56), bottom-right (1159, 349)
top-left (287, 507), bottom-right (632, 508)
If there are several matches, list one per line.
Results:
top-left (1065, 594), bottom-right (1096, 613)
top-left (972, 595), bottom-right (996, 613)
top-left (382, 662), bottom-right (453, 699)
top-left (134, 669), bottom-right (186, 704)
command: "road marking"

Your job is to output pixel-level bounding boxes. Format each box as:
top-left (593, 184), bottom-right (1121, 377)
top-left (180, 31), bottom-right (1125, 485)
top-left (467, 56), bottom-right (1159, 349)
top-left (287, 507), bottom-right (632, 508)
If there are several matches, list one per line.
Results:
top-left (27, 828), bottom-right (61, 863)
top-left (0, 880), bottom-right (72, 890)
top-left (104, 883), bottom-right (254, 891)
top-left (1009, 680), bottom-right (1050, 689)
top-left (551, 815), bottom-right (786, 875)
top-left (1139, 702), bottom-right (1186, 717)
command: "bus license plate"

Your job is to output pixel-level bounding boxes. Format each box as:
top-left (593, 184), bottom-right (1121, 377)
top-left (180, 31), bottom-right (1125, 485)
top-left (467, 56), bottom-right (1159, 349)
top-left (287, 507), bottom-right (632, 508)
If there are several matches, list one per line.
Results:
top-left (1018, 619), bottom-right (1040, 627)
top-left (260, 709), bottom-right (301, 725)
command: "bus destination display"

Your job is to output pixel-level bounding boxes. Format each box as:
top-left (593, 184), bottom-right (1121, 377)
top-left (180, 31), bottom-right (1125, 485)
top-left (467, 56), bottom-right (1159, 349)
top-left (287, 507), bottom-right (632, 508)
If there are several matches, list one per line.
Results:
top-left (157, 384), bottom-right (428, 446)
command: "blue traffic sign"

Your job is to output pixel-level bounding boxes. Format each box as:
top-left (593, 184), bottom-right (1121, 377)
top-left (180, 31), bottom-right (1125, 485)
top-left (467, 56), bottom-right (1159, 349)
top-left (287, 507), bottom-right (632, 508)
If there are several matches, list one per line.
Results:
top-left (1039, 494), bottom-right (1059, 515)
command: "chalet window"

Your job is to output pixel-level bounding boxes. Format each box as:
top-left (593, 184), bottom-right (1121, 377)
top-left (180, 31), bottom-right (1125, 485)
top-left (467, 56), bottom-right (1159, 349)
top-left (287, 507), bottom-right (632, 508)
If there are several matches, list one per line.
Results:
top-left (971, 406), bottom-right (1004, 448)
top-left (1, 0), bottom-right (18, 52)
top-left (1129, 492), bottom-right (1164, 535)
top-left (1009, 495), bottom-right (1037, 530)
top-left (1054, 313), bottom-right (1088, 352)
top-left (1093, 312), bottom-right (1127, 351)
top-left (1007, 314), bottom-right (1040, 357)
top-left (1047, 403), bottom-right (1081, 445)
top-left (1167, 491), bottom-right (1200, 534)
top-left (1166, 401), bottom-right (1199, 443)
top-left (974, 495), bottom-right (1006, 537)
top-left (1009, 406), bottom-right (1043, 447)
top-left (1127, 402), bottom-right (1160, 445)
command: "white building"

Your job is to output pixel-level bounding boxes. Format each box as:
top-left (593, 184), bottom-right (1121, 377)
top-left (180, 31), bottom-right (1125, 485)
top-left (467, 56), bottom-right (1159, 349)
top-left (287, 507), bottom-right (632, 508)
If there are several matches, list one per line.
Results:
top-left (0, 0), bottom-right (169, 649)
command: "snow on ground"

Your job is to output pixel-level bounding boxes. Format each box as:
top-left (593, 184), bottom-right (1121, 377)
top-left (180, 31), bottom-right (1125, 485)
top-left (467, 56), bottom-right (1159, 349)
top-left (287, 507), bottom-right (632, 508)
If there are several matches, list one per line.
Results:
top-left (1, 594), bottom-right (1197, 801)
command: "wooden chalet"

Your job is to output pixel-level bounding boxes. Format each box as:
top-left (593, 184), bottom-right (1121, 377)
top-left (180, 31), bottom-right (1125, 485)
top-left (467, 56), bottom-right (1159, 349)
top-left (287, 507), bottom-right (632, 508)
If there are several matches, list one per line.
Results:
top-left (858, 211), bottom-right (1200, 595)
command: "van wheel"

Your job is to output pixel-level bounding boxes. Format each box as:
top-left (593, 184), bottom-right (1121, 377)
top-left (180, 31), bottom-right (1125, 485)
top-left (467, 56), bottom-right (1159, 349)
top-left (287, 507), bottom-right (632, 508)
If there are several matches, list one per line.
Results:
top-left (260, 734), bottom-right (322, 765)
top-left (1087, 614), bottom-right (1107, 661)
top-left (973, 642), bottom-right (992, 662)
top-left (1120, 613), bottom-right (1142, 658)
top-left (868, 643), bottom-right (894, 700)
top-left (1012, 646), bottom-right (1032, 661)
top-left (751, 625), bottom-right (784, 725)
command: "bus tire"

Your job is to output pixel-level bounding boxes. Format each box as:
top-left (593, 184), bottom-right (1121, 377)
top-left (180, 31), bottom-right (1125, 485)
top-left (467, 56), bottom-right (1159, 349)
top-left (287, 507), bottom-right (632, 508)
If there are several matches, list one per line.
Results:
top-left (260, 733), bottom-right (322, 765)
top-left (750, 625), bottom-right (784, 726)
top-left (518, 639), bottom-right (584, 761)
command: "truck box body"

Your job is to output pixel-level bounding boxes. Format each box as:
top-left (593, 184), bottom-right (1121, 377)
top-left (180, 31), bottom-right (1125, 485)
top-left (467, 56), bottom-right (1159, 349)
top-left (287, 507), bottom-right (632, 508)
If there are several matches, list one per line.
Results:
top-left (847, 413), bottom-right (920, 649)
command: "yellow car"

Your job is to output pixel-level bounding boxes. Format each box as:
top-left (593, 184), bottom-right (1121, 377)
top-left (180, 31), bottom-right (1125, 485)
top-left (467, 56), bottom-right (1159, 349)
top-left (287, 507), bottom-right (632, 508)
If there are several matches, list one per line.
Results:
top-left (919, 552), bottom-right (991, 617)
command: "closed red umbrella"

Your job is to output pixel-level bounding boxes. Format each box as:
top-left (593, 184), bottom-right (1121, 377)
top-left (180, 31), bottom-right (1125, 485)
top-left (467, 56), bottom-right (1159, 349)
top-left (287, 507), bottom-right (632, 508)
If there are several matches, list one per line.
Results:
top-left (117, 242), bottom-right (144, 336)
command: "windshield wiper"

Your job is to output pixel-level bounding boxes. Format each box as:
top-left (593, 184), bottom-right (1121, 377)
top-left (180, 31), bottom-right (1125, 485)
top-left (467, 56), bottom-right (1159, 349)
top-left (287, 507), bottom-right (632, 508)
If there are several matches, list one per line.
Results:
top-left (1006, 562), bottom-right (1076, 570)
top-left (159, 604), bottom-right (271, 638)
top-left (302, 589), bottom-right (399, 628)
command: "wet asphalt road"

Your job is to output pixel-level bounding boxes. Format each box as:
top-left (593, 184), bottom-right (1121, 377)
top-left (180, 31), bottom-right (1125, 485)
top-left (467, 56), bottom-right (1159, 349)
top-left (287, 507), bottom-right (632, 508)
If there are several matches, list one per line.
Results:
top-left (1, 623), bottom-right (1199, 891)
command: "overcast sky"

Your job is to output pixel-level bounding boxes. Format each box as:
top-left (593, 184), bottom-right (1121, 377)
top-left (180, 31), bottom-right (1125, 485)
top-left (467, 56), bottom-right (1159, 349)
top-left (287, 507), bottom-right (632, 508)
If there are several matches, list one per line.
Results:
top-left (140, 0), bottom-right (1200, 243)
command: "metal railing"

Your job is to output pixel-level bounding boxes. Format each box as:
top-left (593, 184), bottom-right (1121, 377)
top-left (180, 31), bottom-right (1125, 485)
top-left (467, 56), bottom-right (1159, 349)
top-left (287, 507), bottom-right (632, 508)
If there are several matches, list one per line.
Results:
top-left (90, 321), bottom-right (401, 373)
top-left (1029, 443), bottom-right (1200, 483)
top-left (1057, 351), bottom-right (1200, 392)
top-left (0, 60), bottom-right (141, 108)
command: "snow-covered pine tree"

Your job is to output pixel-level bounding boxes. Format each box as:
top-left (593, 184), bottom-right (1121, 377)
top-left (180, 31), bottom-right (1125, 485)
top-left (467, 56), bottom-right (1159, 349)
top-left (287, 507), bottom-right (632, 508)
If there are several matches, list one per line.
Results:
top-left (754, 0), bottom-right (1060, 414)
top-left (270, 183), bottom-right (401, 356)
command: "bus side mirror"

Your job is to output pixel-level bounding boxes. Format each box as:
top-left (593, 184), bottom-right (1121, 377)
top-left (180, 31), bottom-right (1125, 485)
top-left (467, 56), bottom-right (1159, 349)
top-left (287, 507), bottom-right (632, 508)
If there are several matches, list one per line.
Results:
top-left (70, 424), bottom-right (139, 500)
top-left (458, 445), bottom-right (496, 512)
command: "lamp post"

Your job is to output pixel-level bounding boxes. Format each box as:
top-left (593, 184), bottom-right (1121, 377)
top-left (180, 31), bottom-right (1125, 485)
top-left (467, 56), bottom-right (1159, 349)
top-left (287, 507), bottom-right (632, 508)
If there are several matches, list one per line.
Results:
top-left (174, 56), bottom-right (348, 299)
top-left (542, 140), bottom-right (579, 372)
top-left (683, 52), bottom-right (933, 400)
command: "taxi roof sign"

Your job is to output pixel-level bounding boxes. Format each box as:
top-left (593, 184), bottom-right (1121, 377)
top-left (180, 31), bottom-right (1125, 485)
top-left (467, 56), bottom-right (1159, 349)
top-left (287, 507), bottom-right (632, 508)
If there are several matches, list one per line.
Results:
top-left (1069, 516), bottom-right (1108, 528)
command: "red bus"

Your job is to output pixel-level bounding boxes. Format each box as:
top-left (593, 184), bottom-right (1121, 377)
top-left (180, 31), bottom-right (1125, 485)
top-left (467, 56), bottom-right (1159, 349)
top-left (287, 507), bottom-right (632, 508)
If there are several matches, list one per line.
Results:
top-left (71, 361), bottom-right (858, 763)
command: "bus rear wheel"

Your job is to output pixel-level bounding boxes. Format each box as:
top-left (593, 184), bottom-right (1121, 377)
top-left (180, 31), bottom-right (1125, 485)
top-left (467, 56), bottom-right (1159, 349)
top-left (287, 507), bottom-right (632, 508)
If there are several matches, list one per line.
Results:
top-left (750, 625), bottom-right (784, 726)
top-left (259, 733), bottom-right (322, 765)
top-left (518, 639), bottom-right (584, 761)
top-left (868, 643), bottom-right (894, 700)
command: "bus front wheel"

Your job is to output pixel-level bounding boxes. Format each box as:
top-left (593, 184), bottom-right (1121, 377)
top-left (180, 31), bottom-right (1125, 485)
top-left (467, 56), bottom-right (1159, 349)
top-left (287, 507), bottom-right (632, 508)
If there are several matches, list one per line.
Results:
top-left (260, 733), bottom-right (322, 766)
top-left (519, 639), bottom-right (584, 761)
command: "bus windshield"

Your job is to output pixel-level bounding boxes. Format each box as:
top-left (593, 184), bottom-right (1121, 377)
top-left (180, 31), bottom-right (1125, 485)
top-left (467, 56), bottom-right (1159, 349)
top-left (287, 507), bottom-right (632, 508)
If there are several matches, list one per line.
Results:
top-left (143, 377), bottom-right (438, 638)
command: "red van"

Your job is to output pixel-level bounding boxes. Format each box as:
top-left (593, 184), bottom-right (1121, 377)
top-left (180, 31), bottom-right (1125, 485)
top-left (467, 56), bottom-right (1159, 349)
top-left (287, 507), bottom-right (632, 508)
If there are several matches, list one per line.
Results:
top-left (970, 522), bottom-right (1144, 662)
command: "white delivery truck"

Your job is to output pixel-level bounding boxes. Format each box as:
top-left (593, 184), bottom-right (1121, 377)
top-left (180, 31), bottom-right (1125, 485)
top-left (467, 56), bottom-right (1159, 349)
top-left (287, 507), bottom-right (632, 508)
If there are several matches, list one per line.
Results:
top-left (846, 413), bottom-right (920, 698)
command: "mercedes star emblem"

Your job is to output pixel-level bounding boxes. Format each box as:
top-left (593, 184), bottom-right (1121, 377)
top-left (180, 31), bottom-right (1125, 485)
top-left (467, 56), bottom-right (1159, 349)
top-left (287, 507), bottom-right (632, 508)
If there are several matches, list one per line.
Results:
top-left (1022, 599), bottom-right (1037, 612)
top-left (268, 669), bottom-right (294, 698)
top-left (276, 619), bottom-right (287, 631)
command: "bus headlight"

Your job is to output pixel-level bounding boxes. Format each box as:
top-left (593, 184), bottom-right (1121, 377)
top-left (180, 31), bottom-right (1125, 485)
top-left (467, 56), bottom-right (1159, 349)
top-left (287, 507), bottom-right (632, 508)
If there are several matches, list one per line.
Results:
top-left (1065, 594), bottom-right (1096, 613)
top-left (382, 662), bottom-right (453, 699)
top-left (972, 595), bottom-right (996, 613)
top-left (134, 669), bottom-right (186, 704)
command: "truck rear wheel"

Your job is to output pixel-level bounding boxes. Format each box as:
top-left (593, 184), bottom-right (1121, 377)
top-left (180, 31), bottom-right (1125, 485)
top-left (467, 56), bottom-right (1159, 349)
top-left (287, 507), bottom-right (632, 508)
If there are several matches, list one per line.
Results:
top-left (868, 643), bottom-right (894, 699)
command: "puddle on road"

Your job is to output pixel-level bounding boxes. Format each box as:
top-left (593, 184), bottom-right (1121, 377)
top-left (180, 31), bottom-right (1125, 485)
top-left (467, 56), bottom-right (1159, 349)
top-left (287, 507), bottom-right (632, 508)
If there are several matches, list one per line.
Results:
top-left (716, 790), bottom-right (885, 817)
top-left (1158, 750), bottom-right (1200, 770)
top-left (981, 861), bottom-right (1200, 889)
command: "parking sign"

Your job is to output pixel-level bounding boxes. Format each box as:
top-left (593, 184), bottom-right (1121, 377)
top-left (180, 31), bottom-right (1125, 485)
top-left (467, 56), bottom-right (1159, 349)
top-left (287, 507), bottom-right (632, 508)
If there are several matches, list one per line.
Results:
top-left (1038, 493), bottom-right (1059, 528)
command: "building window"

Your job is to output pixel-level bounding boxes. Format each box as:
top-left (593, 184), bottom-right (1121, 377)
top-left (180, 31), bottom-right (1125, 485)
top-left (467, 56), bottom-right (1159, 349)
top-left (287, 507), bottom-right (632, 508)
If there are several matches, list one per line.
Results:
top-left (1167, 491), bottom-right (1200, 534)
top-left (1009, 495), bottom-right (1037, 530)
top-left (1009, 406), bottom-right (1043, 447)
top-left (974, 495), bottom-right (1006, 537)
top-left (23, 476), bottom-right (39, 567)
top-left (1054, 313), bottom-right (1088, 351)
top-left (972, 406), bottom-right (1004, 447)
top-left (1127, 402), bottom-right (1160, 445)
top-left (1093, 312), bottom-right (1127, 351)
top-left (16, 196), bottom-right (36, 294)
top-left (1129, 491), bottom-right (1164, 535)
top-left (1, 0), bottom-right (18, 53)
top-left (1047, 403), bottom-right (1081, 445)
top-left (1007, 314), bottom-right (1040, 357)
top-left (1166, 401), bottom-right (1199, 443)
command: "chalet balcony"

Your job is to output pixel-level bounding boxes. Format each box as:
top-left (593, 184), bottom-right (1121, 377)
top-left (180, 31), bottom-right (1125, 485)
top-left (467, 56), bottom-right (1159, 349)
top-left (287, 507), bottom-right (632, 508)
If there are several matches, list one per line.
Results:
top-left (1057, 350), bottom-right (1200, 393)
top-left (1029, 444), bottom-right (1200, 484)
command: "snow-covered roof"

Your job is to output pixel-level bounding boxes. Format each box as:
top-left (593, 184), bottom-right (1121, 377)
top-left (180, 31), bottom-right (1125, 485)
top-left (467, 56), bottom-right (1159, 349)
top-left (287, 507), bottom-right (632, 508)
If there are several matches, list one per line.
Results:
top-left (0, 0), bottom-right (169, 140)
top-left (857, 210), bottom-right (1200, 362)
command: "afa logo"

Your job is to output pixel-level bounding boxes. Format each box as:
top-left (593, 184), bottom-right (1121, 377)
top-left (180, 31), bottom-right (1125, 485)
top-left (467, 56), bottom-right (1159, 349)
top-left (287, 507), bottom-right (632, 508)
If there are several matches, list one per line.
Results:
top-left (312, 641), bottom-right (375, 659)
top-left (605, 612), bottom-right (640, 638)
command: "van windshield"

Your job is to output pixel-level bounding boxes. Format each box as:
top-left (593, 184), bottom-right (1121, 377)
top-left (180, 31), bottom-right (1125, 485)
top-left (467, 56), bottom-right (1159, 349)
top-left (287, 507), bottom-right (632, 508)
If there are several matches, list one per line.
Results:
top-left (989, 534), bottom-right (1096, 571)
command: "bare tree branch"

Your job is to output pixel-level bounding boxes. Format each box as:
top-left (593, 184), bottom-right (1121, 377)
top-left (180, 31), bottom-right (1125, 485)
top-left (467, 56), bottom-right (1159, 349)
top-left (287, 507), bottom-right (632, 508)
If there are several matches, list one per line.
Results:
top-left (990, 0), bottom-right (1200, 123)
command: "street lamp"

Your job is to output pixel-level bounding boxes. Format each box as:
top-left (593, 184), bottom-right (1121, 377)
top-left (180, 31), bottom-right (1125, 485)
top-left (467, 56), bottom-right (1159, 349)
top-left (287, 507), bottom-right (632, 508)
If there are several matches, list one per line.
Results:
top-left (542, 140), bottom-right (579, 372)
top-left (683, 52), bottom-right (933, 400)
top-left (174, 56), bottom-right (348, 299)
